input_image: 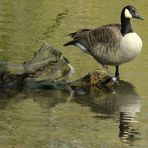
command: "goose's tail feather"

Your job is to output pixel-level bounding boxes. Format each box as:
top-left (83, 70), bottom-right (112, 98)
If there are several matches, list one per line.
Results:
top-left (63, 40), bottom-right (77, 46)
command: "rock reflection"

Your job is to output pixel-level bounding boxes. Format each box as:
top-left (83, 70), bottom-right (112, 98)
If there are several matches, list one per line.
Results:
top-left (0, 87), bottom-right (71, 109)
top-left (72, 81), bottom-right (141, 145)
top-left (0, 80), bottom-right (141, 146)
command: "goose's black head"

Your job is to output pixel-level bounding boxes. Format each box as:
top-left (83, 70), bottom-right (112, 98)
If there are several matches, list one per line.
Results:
top-left (120, 5), bottom-right (143, 35)
top-left (121, 5), bottom-right (143, 20)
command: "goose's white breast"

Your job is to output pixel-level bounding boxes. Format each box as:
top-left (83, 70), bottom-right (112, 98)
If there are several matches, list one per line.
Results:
top-left (120, 32), bottom-right (142, 63)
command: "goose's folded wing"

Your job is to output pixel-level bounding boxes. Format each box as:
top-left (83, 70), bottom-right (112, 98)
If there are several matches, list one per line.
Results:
top-left (72, 24), bottom-right (122, 50)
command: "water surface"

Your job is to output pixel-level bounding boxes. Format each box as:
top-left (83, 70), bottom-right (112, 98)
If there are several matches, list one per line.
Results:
top-left (0, 0), bottom-right (148, 147)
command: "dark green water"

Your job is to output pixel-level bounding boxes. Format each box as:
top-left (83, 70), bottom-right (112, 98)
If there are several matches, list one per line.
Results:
top-left (0, 0), bottom-right (148, 147)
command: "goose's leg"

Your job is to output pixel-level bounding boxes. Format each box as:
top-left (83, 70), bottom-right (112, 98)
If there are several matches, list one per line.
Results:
top-left (115, 65), bottom-right (120, 78)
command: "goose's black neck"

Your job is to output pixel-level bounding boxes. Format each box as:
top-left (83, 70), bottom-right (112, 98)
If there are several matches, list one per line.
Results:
top-left (121, 14), bottom-right (133, 36)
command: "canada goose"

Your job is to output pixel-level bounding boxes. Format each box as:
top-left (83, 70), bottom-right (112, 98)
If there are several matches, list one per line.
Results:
top-left (64, 5), bottom-right (143, 78)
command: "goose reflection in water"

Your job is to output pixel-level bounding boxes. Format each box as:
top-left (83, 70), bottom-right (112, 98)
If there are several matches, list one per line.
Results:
top-left (117, 81), bottom-right (141, 145)
top-left (72, 80), bottom-right (141, 145)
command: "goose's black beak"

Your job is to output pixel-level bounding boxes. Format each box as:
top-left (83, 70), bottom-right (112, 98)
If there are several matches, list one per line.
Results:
top-left (134, 13), bottom-right (144, 20)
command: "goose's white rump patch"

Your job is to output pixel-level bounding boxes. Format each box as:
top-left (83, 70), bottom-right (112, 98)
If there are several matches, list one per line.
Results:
top-left (75, 42), bottom-right (89, 54)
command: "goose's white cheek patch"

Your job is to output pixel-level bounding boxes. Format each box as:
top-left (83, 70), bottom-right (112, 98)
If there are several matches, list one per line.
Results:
top-left (125, 9), bottom-right (132, 18)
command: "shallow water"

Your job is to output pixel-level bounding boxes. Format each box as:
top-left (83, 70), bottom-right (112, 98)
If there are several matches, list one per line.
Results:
top-left (0, 0), bottom-right (148, 147)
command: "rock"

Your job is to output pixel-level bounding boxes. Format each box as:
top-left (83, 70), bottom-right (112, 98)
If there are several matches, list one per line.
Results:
top-left (0, 43), bottom-right (117, 89)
